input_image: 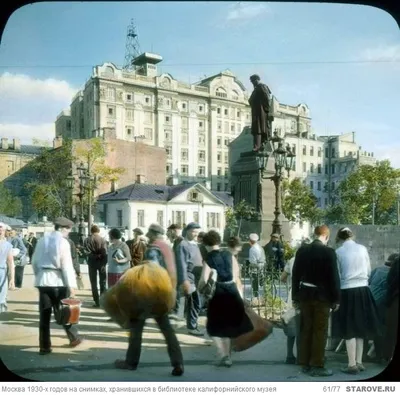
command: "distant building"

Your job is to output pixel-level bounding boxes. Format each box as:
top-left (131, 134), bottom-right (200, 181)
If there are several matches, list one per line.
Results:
top-left (96, 181), bottom-right (233, 236)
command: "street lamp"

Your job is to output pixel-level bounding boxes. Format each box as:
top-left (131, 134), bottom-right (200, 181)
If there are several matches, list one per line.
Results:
top-left (259, 132), bottom-right (296, 236)
top-left (67, 162), bottom-right (95, 244)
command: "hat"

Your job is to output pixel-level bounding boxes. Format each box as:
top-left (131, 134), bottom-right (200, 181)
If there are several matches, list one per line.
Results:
top-left (54, 217), bottom-right (74, 228)
top-left (271, 233), bottom-right (280, 238)
top-left (185, 222), bottom-right (201, 231)
top-left (249, 233), bottom-right (259, 242)
top-left (385, 253), bottom-right (399, 266)
top-left (167, 224), bottom-right (182, 230)
top-left (250, 74), bottom-right (260, 81)
top-left (133, 228), bottom-right (144, 235)
top-left (148, 223), bottom-right (164, 235)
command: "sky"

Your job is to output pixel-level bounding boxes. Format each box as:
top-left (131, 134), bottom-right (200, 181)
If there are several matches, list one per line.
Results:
top-left (0, 1), bottom-right (399, 165)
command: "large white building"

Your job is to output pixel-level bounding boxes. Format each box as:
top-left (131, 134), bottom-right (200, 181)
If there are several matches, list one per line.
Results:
top-left (55, 52), bottom-right (252, 191)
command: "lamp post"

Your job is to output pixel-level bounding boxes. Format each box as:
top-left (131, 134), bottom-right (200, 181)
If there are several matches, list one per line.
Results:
top-left (260, 132), bottom-right (296, 236)
top-left (67, 162), bottom-right (95, 244)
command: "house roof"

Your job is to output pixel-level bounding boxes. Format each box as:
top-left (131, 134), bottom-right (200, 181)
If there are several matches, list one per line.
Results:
top-left (210, 191), bottom-right (234, 207)
top-left (0, 214), bottom-right (26, 227)
top-left (98, 182), bottom-right (232, 206)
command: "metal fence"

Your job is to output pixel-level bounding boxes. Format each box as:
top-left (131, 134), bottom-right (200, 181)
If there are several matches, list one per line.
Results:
top-left (238, 258), bottom-right (288, 324)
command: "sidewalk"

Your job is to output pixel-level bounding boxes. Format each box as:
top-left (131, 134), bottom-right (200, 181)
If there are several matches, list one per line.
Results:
top-left (0, 265), bottom-right (386, 382)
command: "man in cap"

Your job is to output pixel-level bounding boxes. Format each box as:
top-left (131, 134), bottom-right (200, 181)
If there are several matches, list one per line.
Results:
top-left (32, 217), bottom-right (82, 354)
top-left (127, 228), bottom-right (147, 267)
top-left (264, 233), bottom-right (285, 271)
top-left (167, 224), bottom-right (183, 250)
top-left (249, 74), bottom-right (274, 152)
top-left (176, 222), bottom-right (204, 336)
top-left (8, 228), bottom-right (27, 289)
top-left (248, 233), bottom-right (266, 298)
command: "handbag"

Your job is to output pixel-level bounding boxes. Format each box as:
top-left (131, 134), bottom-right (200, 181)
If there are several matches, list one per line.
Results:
top-left (112, 248), bottom-right (126, 262)
top-left (54, 298), bottom-right (81, 325)
top-left (200, 268), bottom-right (217, 301)
top-left (231, 302), bottom-right (273, 352)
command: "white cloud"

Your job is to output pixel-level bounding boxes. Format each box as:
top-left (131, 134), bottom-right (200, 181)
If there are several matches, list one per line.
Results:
top-left (226, 3), bottom-right (270, 22)
top-left (359, 44), bottom-right (400, 62)
top-left (0, 72), bottom-right (77, 102)
top-left (0, 123), bottom-right (54, 145)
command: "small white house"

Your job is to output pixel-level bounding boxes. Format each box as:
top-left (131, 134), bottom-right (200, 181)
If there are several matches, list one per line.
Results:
top-left (96, 182), bottom-right (233, 237)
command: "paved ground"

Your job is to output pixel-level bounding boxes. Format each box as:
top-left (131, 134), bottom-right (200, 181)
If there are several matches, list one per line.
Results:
top-left (0, 265), bottom-right (387, 382)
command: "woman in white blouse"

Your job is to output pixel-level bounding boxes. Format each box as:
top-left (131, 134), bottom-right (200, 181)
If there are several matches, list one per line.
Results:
top-left (332, 227), bottom-right (381, 375)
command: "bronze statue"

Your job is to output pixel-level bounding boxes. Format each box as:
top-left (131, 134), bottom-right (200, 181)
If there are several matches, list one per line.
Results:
top-left (248, 74), bottom-right (274, 152)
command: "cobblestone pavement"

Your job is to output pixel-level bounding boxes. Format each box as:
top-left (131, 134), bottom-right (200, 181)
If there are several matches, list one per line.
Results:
top-left (0, 265), bottom-right (387, 382)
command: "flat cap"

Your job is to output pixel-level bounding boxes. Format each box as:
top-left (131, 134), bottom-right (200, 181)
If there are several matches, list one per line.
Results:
top-left (133, 227), bottom-right (144, 235)
top-left (249, 233), bottom-right (259, 242)
top-left (148, 223), bottom-right (164, 235)
top-left (167, 224), bottom-right (182, 230)
top-left (185, 222), bottom-right (201, 231)
top-left (54, 217), bottom-right (74, 228)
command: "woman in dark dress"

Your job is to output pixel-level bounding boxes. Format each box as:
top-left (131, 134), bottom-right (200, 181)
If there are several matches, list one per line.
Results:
top-left (199, 230), bottom-right (253, 367)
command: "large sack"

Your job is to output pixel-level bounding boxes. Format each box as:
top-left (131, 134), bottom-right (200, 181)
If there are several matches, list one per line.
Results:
top-left (101, 261), bottom-right (175, 327)
top-left (231, 303), bottom-right (273, 352)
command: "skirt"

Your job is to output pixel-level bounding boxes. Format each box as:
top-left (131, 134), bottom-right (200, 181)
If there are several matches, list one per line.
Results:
top-left (108, 272), bottom-right (124, 288)
top-left (206, 282), bottom-right (253, 338)
top-left (332, 286), bottom-right (382, 340)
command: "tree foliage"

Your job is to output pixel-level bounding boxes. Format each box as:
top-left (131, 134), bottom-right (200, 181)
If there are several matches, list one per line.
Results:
top-left (330, 160), bottom-right (400, 225)
top-left (225, 199), bottom-right (257, 237)
top-left (282, 178), bottom-right (323, 225)
top-left (0, 184), bottom-right (22, 217)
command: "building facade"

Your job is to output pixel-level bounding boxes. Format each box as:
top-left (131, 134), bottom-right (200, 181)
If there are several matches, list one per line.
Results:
top-left (55, 54), bottom-right (252, 191)
top-left (96, 182), bottom-right (233, 237)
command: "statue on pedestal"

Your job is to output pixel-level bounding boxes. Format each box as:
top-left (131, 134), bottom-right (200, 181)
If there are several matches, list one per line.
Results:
top-left (248, 74), bottom-right (274, 152)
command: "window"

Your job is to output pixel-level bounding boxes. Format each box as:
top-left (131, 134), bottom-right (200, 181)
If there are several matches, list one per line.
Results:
top-left (317, 164), bottom-right (322, 174)
top-left (193, 211), bottom-right (199, 223)
top-left (310, 146), bottom-right (314, 156)
top-left (317, 181), bottom-right (321, 191)
top-left (216, 87), bottom-right (227, 98)
top-left (126, 109), bottom-right (133, 120)
top-left (302, 145), bottom-right (307, 155)
top-left (310, 163), bottom-right (314, 173)
top-left (217, 183), bottom-right (221, 191)
top-left (107, 106), bottom-right (114, 116)
top-left (199, 121), bottom-right (204, 128)
top-left (331, 164), bottom-right (335, 174)
top-left (198, 166), bottom-right (206, 176)
top-left (199, 105), bottom-right (203, 112)
top-left (310, 181), bottom-right (314, 190)
top-left (217, 153), bottom-right (222, 163)
top-left (106, 87), bottom-right (115, 100)
top-left (182, 102), bottom-right (187, 110)
top-left (217, 168), bottom-right (222, 176)
top-left (172, 211), bottom-right (186, 228)
top-left (325, 164), bottom-right (328, 174)
top-left (144, 111), bottom-right (152, 124)
top-left (145, 96), bottom-right (150, 104)
top-left (302, 162), bottom-right (306, 172)
top-left (317, 197), bottom-right (321, 207)
top-left (117, 210), bottom-right (123, 227)
top-left (166, 146), bottom-right (172, 159)
top-left (166, 163), bottom-right (172, 175)
top-left (181, 149), bottom-right (188, 161)
top-left (217, 137), bottom-right (222, 146)
top-left (217, 107), bottom-right (221, 115)
top-left (325, 148), bottom-right (329, 157)
top-left (126, 93), bottom-right (132, 102)
top-left (224, 168), bottom-right (229, 178)
top-left (181, 133), bottom-right (188, 144)
top-left (332, 148), bottom-right (335, 158)
top-left (324, 182), bottom-right (328, 192)
top-left (224, 154), bottom-right (228, 164)
top-left (144, 128), bottom-right (153, 140)
top-left (137, 210), bottom-right (145, 227)
top-left (165, 115), bottom-right (171, 123)
top-left (165, 130), bottom-right (172, 141)
top-left (198, 150), bottom-right (206, 162)
top-left (198, 134), bottom-right (205, 145)
top-left (157, 210), bottom-right (164, 227)
top-left (230, 124), bottom-right (235, 132)
top-left (224, 109), bottom-right (228, 116)
top-left (224, 138), bottom-right (229, 146)
top-left (318, 148), bottom-right (322, 157)
top-left (207, 212), bottom-right (221, 228)
top-left (181, 165), bottom-right (188, 175)
top-left (126, 128), bottom-right (132, 136)
top-left (237, 111), bottom-right (240, 118)
top-left (217, 121), bottom-right (222, 131)
top-left (292, 145), bottom-right (296, 155)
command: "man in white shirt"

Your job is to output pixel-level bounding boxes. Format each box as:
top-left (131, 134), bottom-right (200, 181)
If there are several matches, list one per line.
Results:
top-left (32, 217), bottom-right (82, 355)
top-left (248, 233), bottom-right (266, 297)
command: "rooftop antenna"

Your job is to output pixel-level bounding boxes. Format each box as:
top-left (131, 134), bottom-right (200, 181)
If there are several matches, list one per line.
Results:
top-left (123, 19), bottom-right (141, 71)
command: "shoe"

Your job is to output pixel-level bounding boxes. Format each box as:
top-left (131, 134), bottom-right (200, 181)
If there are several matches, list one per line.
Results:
top-left (114, 359), bottom-right (137, 370)
top-left (188, 328), bottom-right (204, 337)
top-left (341, 365), bottom-right (359, 375)
top-left (171, 365), bottom-right (184, 376)
top-left (219, 356), bottom-right (232, 367)
top-left (310, 367), bottom-right (333, 377)
top-left (39, 348), bottom-right (52, 355)
top-left (70, 338), bottom-right (83, 348)
top-left (285, 356), bottom-right (296, 365)
top-left (356, 363), bottom-right (366, 372)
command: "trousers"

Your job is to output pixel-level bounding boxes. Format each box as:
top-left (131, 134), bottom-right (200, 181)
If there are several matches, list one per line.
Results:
top-left (298, 299), bottom-right (330, 368)
top-left (38, 286), bottom-right (79, 350)
top-left (186, 290), bottom-right (201, 330)
top-left (88, 262), bottom-right (107, 305)
top-left (126, 315), bottom-right (183, 367)
top-left (14, 265), bottom-right (25, 288)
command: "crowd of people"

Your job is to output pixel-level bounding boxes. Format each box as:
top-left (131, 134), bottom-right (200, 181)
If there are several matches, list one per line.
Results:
top-left (0, 219), bottom-right (398, 379)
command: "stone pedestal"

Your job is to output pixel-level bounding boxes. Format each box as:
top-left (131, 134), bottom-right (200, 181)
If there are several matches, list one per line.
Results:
top-left (230, 143), bottom-right (290, 245)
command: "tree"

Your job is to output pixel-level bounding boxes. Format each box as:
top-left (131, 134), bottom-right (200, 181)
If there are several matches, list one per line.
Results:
top-left (332, 160), bottom-right (400, 225)
top-left (0, 184), bottom-right (22, 217)
top-left (282, 178), bottom-right (323, 225)
top-left (224, 200), bottom-right (257, 237)
top-left (25, 140), bottom-right (73, 219)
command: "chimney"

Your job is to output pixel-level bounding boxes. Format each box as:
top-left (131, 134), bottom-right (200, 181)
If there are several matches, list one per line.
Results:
top-left (1, 138), bottom-right (8, 150)
top-left (136, 174), bottom-right (146, 184)
top-left (352, 131), bottom-right (355, 142)
top-left (111, 180), bottom-right (118, 192)
top-left (53, 136), bottom-right (63, 148)
top-left (13, 138), bottom-right (21, 151)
